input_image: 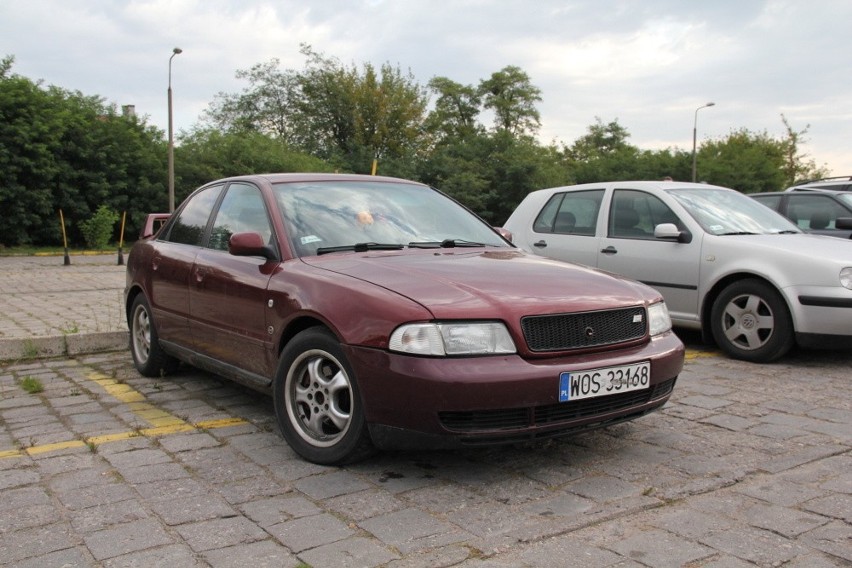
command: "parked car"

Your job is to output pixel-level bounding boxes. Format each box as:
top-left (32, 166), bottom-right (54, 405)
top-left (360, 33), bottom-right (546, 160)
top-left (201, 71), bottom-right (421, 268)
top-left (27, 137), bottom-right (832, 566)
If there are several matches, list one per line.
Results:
top-left (751, 188), bottom-right (852, 239)
top-left (125, 174), bottom-right (684, 464)
top-left (504, 181), bottom-right (852, 363)
top-left (784, 175), bottom-right (852, 192)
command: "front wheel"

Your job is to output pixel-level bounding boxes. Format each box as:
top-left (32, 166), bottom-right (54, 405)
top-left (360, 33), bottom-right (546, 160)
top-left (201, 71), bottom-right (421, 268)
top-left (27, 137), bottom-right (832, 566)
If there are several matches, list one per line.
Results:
top-left (273, 327), bottom-right (374, 465)
top-left (710, 279), bottom-right (794, 363)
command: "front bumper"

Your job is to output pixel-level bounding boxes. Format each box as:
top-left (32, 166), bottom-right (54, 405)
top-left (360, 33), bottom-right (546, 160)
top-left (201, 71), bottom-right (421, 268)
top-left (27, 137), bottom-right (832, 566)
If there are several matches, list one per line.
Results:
top-left (345, 331), bottom-right (684, 450)
top-left (788, 285), bottom-right (852, 336)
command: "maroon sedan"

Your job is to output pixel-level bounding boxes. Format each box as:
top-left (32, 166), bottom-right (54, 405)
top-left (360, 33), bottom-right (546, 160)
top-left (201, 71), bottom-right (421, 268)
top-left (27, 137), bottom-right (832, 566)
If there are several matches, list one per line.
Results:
top-left (125, 174), bottom-right (684, 464)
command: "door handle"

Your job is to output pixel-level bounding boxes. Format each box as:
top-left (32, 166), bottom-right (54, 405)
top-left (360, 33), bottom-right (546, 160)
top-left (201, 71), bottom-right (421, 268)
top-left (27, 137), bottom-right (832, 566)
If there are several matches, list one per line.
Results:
top-left (600, 246), bottom-right (617, 255)
top-left (533, 240), bottom-right (547, 248)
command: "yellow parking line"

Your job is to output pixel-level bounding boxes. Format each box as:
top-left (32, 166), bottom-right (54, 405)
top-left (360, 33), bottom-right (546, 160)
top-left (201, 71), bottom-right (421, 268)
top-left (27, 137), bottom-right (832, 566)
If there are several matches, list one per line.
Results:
top-left (26, 440), bottom-right (87, 455)
top-left (685, 348), bottom-right (719, 360)
top-left (1, 417), bottom-right (250, 460)
top-left (0, 372), bottom-right (251, 460)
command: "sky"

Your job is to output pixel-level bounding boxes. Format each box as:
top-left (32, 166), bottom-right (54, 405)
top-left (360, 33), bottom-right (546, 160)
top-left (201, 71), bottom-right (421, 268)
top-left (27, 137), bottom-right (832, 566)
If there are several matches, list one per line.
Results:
top-left (3, 0), bottom-right (851, 183)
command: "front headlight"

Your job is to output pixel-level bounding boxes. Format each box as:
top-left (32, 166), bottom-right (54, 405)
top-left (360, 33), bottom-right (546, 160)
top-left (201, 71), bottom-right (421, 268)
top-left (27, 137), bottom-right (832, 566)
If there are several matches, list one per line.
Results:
top-left (841, 267), bottom-right (852, 290)
top-left (647, 301), bottom-right (672, 336)
top-left (389, 322), bottom-right (516, 356)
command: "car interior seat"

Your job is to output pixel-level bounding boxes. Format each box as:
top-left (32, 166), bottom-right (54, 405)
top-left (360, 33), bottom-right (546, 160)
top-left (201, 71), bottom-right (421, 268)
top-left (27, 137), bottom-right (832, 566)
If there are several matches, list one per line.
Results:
top-left (810, 211), bottom-right (831, 230)
top-left (612, 206), bottom-right (644, 237)
top-left (553, 211), bottom-right (576, 233)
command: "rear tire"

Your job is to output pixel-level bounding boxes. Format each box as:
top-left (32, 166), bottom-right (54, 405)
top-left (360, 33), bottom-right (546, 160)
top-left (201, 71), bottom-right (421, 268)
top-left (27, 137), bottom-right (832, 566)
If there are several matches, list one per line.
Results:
top-left (273, 327), bottom-right (375, 465)
top-left (129, 294), bottom-right (179, 377)
top-left (710, 279), bottom-right (794, 363)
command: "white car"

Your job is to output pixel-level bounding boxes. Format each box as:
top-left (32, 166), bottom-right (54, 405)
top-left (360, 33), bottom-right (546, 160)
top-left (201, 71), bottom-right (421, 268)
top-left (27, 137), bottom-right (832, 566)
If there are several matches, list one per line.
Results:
top-left (504, 181), bottom-right (852, 362)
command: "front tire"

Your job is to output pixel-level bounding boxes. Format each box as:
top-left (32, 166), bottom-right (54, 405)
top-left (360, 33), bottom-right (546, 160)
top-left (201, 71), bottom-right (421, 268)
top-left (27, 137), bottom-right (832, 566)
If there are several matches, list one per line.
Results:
top-left (129, 294), bottom-right (179, 377)
top-left (273, 327), bottom-right (374, 465)
top-left (710, 279), bottom-right (794, 363)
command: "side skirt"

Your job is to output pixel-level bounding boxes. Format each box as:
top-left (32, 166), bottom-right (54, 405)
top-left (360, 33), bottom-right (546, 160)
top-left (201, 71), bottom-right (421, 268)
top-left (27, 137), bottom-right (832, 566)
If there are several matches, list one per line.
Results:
top-left (160, 340), bottom-right (273, 394)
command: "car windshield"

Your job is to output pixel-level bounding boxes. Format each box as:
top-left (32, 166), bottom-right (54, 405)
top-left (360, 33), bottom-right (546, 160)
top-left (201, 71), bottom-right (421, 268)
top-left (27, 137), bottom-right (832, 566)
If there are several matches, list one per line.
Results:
top-left (837, 193), bottom-right (852, 209)
top-left (667, 187), bottom-right (801, 235)
top-left (274, 180), bottom-right (509, 256)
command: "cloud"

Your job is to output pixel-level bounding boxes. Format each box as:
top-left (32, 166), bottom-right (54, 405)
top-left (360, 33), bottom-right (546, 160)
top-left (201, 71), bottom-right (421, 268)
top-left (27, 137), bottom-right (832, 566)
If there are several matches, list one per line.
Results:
top-left (2, 0), bottom-right (850, 175)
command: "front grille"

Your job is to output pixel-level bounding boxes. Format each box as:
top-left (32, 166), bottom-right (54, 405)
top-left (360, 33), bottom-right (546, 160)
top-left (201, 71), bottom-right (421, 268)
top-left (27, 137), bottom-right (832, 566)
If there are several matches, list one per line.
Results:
top-left (521, 306), bottom-right (647, 352)
top-left (438, 378), bottom-right (675, 433)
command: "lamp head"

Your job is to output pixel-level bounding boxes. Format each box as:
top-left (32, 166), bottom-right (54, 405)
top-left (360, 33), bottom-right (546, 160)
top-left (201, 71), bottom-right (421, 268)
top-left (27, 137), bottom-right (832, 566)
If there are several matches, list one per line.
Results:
top-left (173, 47), bottom-right (183, 55)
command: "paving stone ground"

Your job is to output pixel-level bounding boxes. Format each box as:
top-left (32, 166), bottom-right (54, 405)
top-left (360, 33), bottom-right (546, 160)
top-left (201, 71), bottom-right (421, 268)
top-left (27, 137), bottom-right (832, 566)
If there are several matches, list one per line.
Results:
top-left (0, 254), bottom-right (850, 566)
top-left (1, 346), bottom-right (850, 567)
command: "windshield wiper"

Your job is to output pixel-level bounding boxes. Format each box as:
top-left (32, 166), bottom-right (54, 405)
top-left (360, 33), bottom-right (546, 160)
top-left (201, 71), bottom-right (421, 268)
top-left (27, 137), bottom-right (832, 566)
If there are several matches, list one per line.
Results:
top-left (408, 239), bottom-right (487, 249)
top-left (316, 242), bottom-right (404, 255)
top-left (718, 231), bottom-right (759, 236)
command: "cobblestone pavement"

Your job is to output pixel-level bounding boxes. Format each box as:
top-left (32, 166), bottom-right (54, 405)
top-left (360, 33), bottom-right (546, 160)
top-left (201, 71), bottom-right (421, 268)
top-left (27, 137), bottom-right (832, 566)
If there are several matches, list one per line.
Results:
top-left (0, 254), bottom-right (127, 360)
top-left (1, 342), bottom-right (850, 567)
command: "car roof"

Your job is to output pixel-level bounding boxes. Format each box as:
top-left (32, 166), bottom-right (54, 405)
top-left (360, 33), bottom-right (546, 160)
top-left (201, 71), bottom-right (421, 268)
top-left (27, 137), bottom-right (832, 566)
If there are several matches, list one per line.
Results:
top-left (784, 176), bottom-right (852, 192)
top-left (782, 186), bottom-right (849, 195)
top-left (533, 180), bottom-right (734, 194)
top-left (206, 172), bottom-right (426, 186)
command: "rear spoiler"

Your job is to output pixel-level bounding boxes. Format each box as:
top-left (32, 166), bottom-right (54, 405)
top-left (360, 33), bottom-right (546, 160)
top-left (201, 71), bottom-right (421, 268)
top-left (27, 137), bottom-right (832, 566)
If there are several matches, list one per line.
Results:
top-left (140, 213), bottom-right (171, 239)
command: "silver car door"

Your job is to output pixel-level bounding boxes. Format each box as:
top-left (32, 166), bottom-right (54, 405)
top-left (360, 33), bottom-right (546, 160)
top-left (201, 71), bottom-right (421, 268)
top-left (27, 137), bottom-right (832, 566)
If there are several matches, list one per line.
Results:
top-left (596, 188), bottom-right (703, 324)
top-left (524, 188), bottom-right (605, 267)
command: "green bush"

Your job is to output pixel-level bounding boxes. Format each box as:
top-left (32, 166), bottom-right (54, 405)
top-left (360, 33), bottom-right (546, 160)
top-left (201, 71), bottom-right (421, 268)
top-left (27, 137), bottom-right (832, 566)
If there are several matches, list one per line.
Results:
top-left (79, 205), bottom-right (119, 250)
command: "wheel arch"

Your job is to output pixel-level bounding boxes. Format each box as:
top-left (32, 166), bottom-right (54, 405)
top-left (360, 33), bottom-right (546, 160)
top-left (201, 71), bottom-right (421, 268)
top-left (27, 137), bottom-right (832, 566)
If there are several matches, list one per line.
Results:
top-left (700, 272), bottom-right (790, 344)
top-left (276, 316), bottom-right (335, 357)
top-left (124, 285), bottom-right (145, 331)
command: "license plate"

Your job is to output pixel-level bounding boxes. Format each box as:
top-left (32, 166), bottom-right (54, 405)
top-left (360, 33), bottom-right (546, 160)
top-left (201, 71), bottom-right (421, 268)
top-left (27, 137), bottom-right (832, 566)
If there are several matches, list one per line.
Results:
top-left (558, 361), bottom-right (650, 402)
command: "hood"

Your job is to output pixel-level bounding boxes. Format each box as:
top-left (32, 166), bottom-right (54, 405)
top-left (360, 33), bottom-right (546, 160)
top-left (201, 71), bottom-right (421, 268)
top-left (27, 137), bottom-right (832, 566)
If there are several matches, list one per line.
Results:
top-left (705, 232), bottom-right (852, 287)
top-left (301, 248), bottom-right (660, 319)
top-left (722, 232), bottom-right (852, 259)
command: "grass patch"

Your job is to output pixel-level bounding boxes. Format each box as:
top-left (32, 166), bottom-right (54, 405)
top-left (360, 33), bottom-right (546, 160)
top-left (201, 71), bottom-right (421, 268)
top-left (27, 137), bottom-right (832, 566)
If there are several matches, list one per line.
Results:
top-left (21, 340), bottom-right (39, 359)
top-left (61, 322), bottom-right (80, 334)
top-left (18, 376), bottom-right (44, 394)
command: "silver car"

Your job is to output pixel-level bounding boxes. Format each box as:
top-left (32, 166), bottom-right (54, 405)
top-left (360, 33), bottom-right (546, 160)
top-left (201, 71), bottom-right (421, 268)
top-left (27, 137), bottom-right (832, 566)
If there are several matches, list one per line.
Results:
top-left (504, 181), bottom-right (852, 363)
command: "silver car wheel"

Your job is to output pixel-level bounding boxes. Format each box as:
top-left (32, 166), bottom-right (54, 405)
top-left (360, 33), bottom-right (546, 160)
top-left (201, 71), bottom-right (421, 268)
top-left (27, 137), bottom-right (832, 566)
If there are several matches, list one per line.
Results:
top-left (720, 292), bottom-right (775, 351)
top-left (284, 349), bottom-right (353, 448)
top-left (131, 303), bottom-right (152, 365)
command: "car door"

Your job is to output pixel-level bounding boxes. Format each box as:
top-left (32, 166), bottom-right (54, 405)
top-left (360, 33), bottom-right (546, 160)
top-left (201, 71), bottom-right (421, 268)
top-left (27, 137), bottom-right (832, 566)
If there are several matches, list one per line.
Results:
top-left (524, 188), bottom-right (605, 267)
top-left (189, 182), bottom-right (278, 376)
top-left (148, 184), bottom-right (224, 348)
top-left (595, 188), bottom-right (703, 324)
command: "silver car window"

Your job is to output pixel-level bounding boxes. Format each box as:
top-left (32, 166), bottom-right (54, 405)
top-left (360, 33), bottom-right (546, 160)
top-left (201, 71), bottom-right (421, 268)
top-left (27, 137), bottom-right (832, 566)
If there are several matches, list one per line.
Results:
top-left (533, 190), bottom-right (603, 236)
top-left (609, 189), bottom-right (683, 238)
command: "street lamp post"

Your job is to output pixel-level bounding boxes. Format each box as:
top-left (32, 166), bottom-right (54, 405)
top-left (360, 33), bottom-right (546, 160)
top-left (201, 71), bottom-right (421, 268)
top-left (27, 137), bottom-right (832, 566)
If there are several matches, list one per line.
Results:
top-left (691, 102), bottom-right (715, 183)
top-left (168, 47), bottom-right (183, 212)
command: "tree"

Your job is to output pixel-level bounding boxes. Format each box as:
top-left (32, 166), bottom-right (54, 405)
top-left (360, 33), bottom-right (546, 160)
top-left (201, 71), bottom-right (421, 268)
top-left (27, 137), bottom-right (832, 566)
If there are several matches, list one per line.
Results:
top-left (564, 118), bottom-right (650, 183)
top-left (204, 59), bottom-right (301, 142)
top-left (697, 128), bottom-right (786, 193)
top-left (425, 77), bottom-right (483, 142)
top-left (778, 114), bottom-right (829, 185)
top-left (175, 128), bottom-right (331, 198)
top-left (204, 46), bottom-right (429, 175)
top-left (0, 55), bottom-right (167, 246)
top-left (0, 58), bottom-right (59, 245)
top-left (478, 66), bottom-right (542, 136)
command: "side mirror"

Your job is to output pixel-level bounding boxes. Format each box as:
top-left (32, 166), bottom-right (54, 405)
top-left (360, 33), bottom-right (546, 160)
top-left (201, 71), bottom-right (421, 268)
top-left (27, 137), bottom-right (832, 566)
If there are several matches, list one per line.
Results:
top-left (654, 223), bottom-right (692, 244)
top-left (140, 213), bottom-right (171, 239)
top-left (836, 217), bottom-right (852, 230)
top-left (229, 232), bottom-right (277, 261)
top-left (495, 227), bottom-right (513, 243)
